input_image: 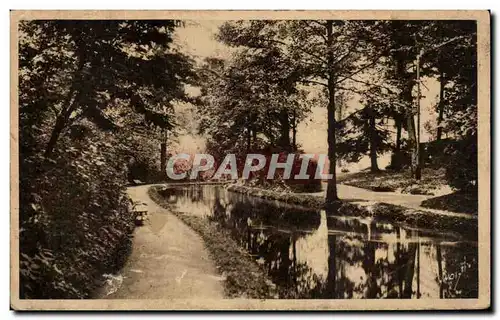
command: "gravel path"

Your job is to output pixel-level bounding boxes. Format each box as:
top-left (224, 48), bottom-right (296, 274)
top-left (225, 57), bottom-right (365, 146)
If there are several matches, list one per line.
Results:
top-left (99, 185), bottom-right (224, 299)
top-left (308, 183), bottom-right (475, 219)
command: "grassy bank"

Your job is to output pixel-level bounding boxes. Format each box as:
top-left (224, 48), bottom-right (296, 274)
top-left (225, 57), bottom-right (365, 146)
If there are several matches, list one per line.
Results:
top-left (420, 191), bottom-right (478, 215)
top-left (228, 184), bottom-right (325, 209)
top-left (337, 168), bottom-right (478, 215)
top-left (337, 167), bottom-right (450, 196)
top-left (148, 186), bottom-right (277, 299)
top-left (228, 184), bottom-right (477, 240)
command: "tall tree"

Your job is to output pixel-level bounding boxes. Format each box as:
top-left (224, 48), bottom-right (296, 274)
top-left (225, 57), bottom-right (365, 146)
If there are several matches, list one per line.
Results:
top-left (424, 21), bottom-right (477, 141)
top-left (198, 48), bottom-right (310, 160)
top-left (381, 20), bottom-right (475, 175)
top-left (218, 20), bottom-right (389, 202)
top-left (337, 88), bottom-right (393, 172)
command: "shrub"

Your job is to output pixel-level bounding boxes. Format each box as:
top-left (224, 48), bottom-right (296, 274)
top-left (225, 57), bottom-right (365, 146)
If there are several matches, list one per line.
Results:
top-left (388, 150), bottom-right (411, 171)
top-left (243, 152), bottom-right (323, 193)
top-left (285, 155), bottom-right (323, 193)
top-left (19, 130), bottom-right (136, 299)
top-left (443, 135), bottom-right (477, 192)
top-left (128, 158), bottom-right (164, 184)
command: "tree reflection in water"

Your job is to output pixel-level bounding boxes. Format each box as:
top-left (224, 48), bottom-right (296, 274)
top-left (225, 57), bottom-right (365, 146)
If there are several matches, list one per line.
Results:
top-left (160, 185), bottom-right (478, 299)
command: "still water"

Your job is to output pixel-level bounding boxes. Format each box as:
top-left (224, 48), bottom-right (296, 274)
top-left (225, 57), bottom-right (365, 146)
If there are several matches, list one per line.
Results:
top-left (160, 185), bottom-right (478, 299)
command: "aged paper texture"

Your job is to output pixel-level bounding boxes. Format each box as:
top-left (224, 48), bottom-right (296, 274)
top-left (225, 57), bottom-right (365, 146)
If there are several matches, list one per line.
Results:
top-left (11, 10), bottom-right (490, 311)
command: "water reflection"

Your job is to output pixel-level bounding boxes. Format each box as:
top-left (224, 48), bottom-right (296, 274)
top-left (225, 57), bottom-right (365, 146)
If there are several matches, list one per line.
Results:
top-left (160, 185), bottom-right (478, 299)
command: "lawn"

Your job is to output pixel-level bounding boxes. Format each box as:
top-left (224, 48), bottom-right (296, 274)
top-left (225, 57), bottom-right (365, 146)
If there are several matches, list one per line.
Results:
top-left (337, 167), bottom-right (451, 196)
top-left (337, 167), bottom-right (478, 215)
top-left (420, 191), bottom-right (478, 215)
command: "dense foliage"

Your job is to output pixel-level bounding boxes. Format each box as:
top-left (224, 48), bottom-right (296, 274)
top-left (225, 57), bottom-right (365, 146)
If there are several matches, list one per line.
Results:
top-left (19, 20), bottom-right (194, 298)
top-left (20, 129), bottom-right (135, 298)
top-left (201, 20), bottom-right (478, 197)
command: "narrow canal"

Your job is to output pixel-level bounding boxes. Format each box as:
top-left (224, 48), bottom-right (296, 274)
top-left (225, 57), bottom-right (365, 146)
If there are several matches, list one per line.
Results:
top-left (159, 184), bottom-right (478, 299)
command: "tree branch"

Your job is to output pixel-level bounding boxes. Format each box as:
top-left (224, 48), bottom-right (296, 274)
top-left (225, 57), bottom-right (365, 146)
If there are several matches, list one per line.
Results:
top-left (422, 35), bottom-right (468, 57)
top-left (301, 20), bottom-right (327, 43)
top-left (337, 86), bottom-right (365, 95)
top-left (201, 68), bottom-right (224, 81)
top-left (337, 106), bottom-right (367, 124)
top-left (334, 52), bottom-right (384, 85)
top-left (299, 79), bottom-right (328, 87)
top-left (261, 38), bottom-right (328, 65)
top-left (308, 20), bottom-right (327, 28)
top-left (347, 77), bottom-right (397, 94)
top-left (333, 38), bottom-right (360, 67)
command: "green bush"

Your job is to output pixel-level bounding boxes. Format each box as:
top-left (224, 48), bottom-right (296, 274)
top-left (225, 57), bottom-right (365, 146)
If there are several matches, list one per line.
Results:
top-left (19, 130), bottom-right (135, 299)
top-left (443, 135), bottom-right (477, 192)
top-left (421, 139), bottom-right (453, 167)
top-left (127, 159), bottom-right (164, 184)
top-left (243, 152), bottom-right (323, 193)
top-left (387, 150), bottom-right (411, 171)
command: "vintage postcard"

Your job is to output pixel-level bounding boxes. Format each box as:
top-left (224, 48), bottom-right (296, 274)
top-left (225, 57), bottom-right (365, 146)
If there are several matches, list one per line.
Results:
top-left (10, 10), bottom-right (490, 310)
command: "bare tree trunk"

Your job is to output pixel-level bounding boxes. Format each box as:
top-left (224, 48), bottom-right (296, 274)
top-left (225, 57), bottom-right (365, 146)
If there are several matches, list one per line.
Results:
top-left (44, 89), bottom-right (80, 158)
top-left (406, 111), bottom-right (417, 156)
top-left (252, 125), bottom-right (257, 149)
top-left (247, 228), bottom-right (252, 252)
top-left (392, 114), bottom-right (403, 171)
top-left (44, 56), bottom-right (86, 158)
top-left (247, 130), bottom-right (251, 152)
top-left (392, 58), bottom-right (416, 174)
top-left (326, 20), bottom-right (338, 202)
top-left (44, 115), bottom-right (69, 158)
top-left (246, 125), bottom-right (251, 152)
top-left (395, 116), bottom-right (402, 152)
top-left (403, 86), bottom-right (417, 177)
top-left (336, 101), bottom-right (343, 168)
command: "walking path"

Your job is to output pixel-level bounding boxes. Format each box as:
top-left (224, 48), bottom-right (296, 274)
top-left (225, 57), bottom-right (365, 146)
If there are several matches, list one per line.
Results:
top-left (100, 185), bottom-right (224, 299)
top-left (305, 182), bottom-right (475, 219)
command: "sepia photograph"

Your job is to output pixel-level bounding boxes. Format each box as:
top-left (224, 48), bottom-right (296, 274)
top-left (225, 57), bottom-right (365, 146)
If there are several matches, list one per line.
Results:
top-left (10, 10), bottom-right (490, 310)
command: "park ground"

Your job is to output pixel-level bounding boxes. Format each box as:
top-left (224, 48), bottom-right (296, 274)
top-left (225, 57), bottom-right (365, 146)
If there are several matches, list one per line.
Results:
top-left (98, 185), bottom-right (276, 299)
top-left (335, 167), bottom-right (477, 215)
top-left (98, 185), bottom-right (225, 299)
